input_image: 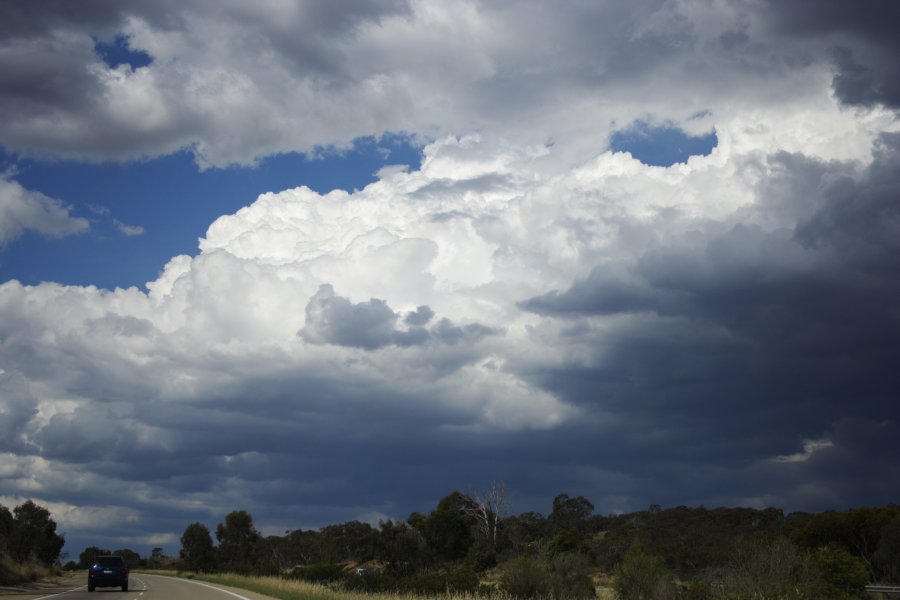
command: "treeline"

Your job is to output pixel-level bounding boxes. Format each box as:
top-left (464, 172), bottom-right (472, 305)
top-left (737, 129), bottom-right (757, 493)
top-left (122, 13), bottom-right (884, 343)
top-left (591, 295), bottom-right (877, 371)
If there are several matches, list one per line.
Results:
top-left (73, 546), bottom-right (167, 571)
top-left (142, 491), bottom-right (900, 599)
top-left (0, 500), bottom-right (65, 585)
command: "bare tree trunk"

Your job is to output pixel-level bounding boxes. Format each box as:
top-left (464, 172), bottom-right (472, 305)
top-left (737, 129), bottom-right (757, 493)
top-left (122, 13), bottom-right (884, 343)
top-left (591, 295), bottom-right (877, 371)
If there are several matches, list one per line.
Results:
top-left (464, 481), bottom-right (507, 546)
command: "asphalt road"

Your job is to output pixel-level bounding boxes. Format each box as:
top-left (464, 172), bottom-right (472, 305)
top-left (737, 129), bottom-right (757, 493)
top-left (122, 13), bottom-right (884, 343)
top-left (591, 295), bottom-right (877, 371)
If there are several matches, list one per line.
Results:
top-left (0, 573), bottom-right (277, 600)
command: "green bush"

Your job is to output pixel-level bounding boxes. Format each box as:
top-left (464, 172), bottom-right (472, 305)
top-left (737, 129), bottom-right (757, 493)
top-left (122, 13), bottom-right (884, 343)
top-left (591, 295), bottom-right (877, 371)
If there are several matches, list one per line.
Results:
top-left (0, 554), bottom-right (54, 587)
top-left (614, 545), bottom-right (677, 600)
top-left (466, 539), bottom-right (499, 572)
top-left (499, 553), bottom-right (596, 600)
top-left (288, 562), bottom-right (345, 583)
top-left (698, 537), bottom-right (846, 600)
top-left (814, 545), bottom-right (869, 599)
top-left (341, 570), bottom-right (395, 592)
top-left (547, 552), bottom-right (596, 600)
top-left (500, 557), bottom-right (552, 599)
top-left (396, 569), bottom-right (480, 594)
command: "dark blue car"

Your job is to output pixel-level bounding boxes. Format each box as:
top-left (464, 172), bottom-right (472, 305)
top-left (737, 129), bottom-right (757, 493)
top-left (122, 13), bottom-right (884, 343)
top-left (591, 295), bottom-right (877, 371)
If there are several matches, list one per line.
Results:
top-left (87, 555), bottom-right (129, 592)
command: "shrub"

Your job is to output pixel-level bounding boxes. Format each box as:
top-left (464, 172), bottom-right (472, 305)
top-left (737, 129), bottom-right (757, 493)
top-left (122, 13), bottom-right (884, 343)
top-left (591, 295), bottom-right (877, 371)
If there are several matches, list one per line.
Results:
top-left (614, 545), bottom-right (677, 600)
top-left (395, 569), bottom-right (480, 594)
top-left (700, 537), bottom-right (835, 599)
top-left (288, 562), bottom-right (345, 583)
top-left (547, 552), bottom-right (596, 600)
top-left (499, 553), bottom-right (596, 600)
top-left (814, 545), bottom-right (869, 599)
top-left (341, 570), bottom-right (396, 593)
top-left (500, 557), bottom-right (552, 599)
top-left (466, 539), bottom-right (499, 572)
top-left (0, 554), bottom-right (54, 587)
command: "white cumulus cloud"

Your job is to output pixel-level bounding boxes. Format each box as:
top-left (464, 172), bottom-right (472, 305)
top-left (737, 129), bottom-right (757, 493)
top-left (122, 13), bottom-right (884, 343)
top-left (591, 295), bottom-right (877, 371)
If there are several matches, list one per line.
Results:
top-left (0, 176), bottom-right (89, 246)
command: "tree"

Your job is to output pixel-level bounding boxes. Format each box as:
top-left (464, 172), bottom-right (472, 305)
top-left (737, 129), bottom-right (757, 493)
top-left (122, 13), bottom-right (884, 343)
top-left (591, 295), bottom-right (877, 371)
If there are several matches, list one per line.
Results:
top-left (875, 514), bottom-right (900, 583)
top-left (464, 482), bottom-right (507, 547)
top-left (793, 507), bottom-right (899, 578)
top-left (216, 510), bottom-right (260, 572)
top-left (79, 546), bottom-right (111, 569)
top-left (549, 494), bottom-right (594, 535)
top-left (502, 511), bottom-right (548, 556)
top-left (113, 548), bottom-right (142, 569)
top-left (0, 504), bottom-right (13, 554)
top-left (254, 536), bottom-right (287, 572)
top-left (281, 528), bottom-right (322, 566)
top-left (423, 492), bottom-right (476, 561)
top-left (317, 520), bottom-right (376, 563)
top-left (149, 547), bottom-right (165, 568)
top-left (9, 500), bottom-right (65, 565)
top-left (180, 522), bottom-right (216, 572)
top-left (814, 544), bottom-right (869, 599)
top-left (374, 519), bottom-right (425, 574)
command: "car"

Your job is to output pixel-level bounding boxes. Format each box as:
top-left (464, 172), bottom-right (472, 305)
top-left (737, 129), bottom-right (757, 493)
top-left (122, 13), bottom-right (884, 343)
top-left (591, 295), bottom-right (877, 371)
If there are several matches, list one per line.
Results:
top-left (87, 555), bottom-right (129, 592)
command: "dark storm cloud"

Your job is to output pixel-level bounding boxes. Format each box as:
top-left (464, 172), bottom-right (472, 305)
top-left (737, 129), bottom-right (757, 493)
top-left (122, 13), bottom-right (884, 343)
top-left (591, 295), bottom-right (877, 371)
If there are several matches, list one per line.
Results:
top-left (519, 135), bottom-right (900, 508)
top-left (521, 264), bottom-right (657, 315)
top-left (0, 1), bottom-right (128, 38)
top-left (0, 0), bottom-right (412, 164)
top-left (0, 370), bottom-right (38, 452)
top-left (764, 0), bottom-right (900, 108)
top-left (23, 361), bottom-right (534, 547)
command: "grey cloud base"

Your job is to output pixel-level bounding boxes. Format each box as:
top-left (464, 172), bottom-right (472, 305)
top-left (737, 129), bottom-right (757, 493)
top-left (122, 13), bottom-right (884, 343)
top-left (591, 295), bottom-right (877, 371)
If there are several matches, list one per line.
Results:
top-left (299, 284), bottom-right (497, 350)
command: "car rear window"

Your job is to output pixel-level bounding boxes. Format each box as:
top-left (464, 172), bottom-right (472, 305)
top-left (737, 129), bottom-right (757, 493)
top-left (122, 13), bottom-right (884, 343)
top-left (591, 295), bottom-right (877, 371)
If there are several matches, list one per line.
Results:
top-left (95, 556), bottom-right (124, 567)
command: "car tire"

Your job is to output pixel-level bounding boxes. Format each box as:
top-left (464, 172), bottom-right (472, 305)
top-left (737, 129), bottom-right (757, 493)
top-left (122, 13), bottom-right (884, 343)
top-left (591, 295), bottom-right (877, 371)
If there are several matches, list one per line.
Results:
top-left (122, 581), bottom-right (129, 592)
top-left (88, 582), bottom-right (95, 592)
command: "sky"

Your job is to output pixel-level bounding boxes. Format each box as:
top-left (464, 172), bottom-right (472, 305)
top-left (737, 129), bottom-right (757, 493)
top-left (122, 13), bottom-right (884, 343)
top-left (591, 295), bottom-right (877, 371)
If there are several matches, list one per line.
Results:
top-left (1, 0), bottom-right (899, 558)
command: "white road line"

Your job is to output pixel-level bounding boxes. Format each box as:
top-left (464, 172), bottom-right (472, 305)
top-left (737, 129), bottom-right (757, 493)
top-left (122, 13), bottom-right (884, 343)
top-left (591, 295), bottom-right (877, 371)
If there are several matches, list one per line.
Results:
top-left (152, 575), bottom-right (255, 600)
top-left (131, 578), bottom-right (147, 600)
top-left (33, 574), bottom-right (148, 599)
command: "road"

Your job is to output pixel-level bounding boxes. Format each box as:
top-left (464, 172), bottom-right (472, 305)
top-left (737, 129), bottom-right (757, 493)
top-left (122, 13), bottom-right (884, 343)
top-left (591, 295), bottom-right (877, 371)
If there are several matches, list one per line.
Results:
top-left (0, 573), bottom-right (277, 600)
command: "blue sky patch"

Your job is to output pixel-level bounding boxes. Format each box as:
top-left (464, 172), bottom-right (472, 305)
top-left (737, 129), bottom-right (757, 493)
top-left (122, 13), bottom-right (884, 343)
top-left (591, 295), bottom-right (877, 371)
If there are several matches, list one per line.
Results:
top-left (610, 122), bottom-right (717, 167)
top-left (93, 34), bottom-right (153, 69)
top-left (0, 136), bottom-right (422, 290)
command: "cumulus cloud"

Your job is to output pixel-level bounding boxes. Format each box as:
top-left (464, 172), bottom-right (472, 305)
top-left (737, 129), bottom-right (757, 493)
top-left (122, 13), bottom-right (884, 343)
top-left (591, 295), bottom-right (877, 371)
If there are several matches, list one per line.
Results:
top-left (2, 0), bottom-right (900, 555)
top-left (2, 109), bottom-right (898, 550)
top-left (2, 0), bottom-right (892, 169)
top-left (0, 176), bottom-right (89, 246)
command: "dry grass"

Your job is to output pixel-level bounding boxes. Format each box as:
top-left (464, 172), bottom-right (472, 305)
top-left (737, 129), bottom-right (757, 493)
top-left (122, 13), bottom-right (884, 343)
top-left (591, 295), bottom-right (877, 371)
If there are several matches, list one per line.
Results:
top-left (156, 572), bottom-right (516, 600)
top-left (0, 553), bottom-right (59, 586)
top-left (140, 570), bottom-right (618, 600)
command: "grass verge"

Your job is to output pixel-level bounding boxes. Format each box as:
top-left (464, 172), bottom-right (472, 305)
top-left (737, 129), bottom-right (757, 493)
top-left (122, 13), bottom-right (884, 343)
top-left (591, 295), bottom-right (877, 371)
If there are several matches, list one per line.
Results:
top-left (141, 571), bottom-right (511, 600)
top-left (0, 553), bottom-right (59, 586)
